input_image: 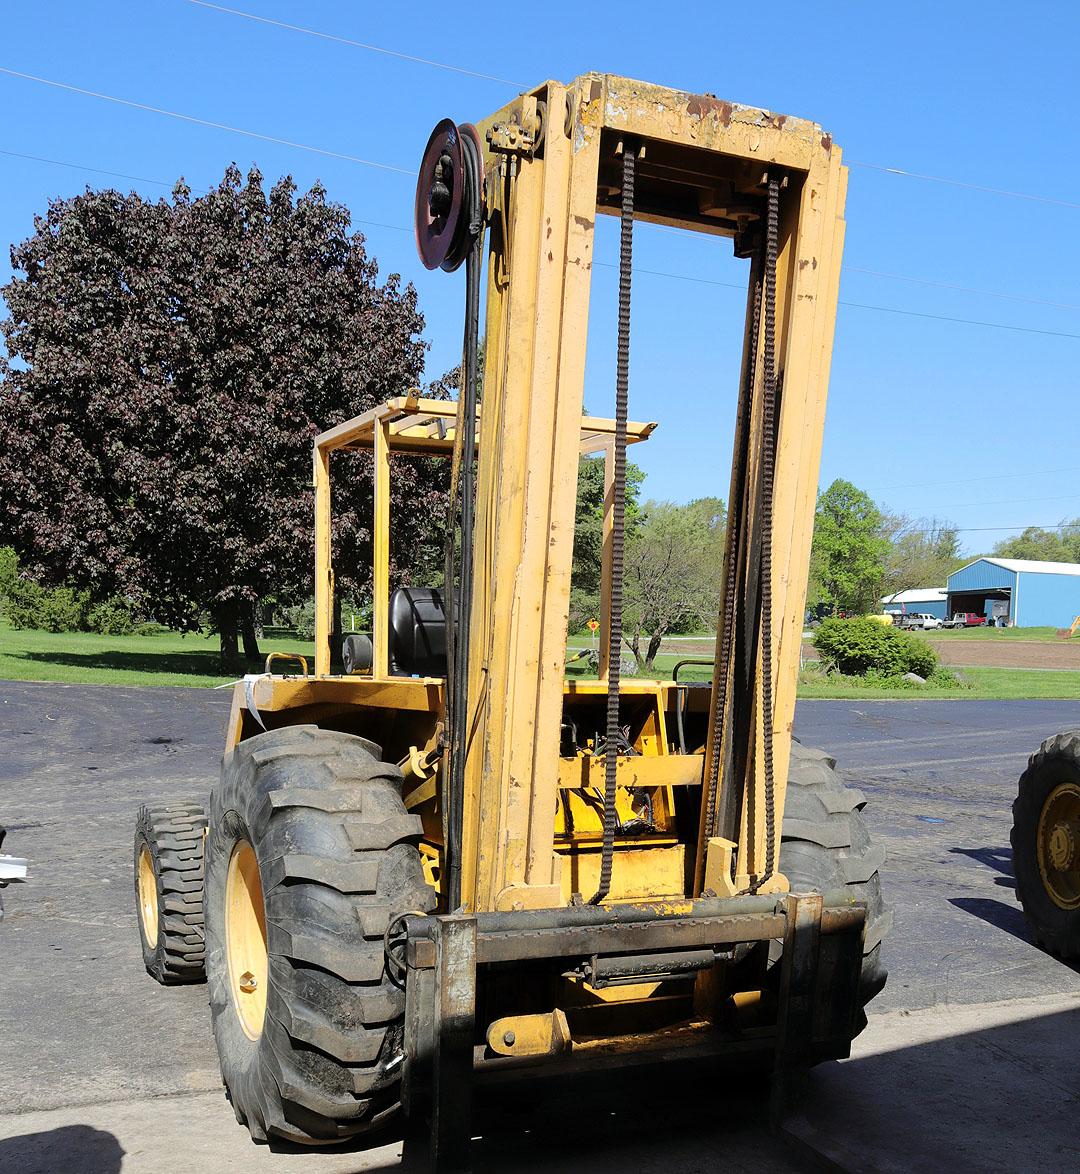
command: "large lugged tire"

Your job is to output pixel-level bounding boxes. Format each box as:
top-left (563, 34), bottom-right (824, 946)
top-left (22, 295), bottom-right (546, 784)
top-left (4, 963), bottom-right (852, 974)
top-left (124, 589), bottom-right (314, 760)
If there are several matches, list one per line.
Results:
top-left (204, 726), bottom-right (436, 1145)
top-left (1012, 731), bottom-right (1080, 959)
top-left (780, 743), bottom-right (892, 1030)
top-left (134, 802), bottom-right (208, 984)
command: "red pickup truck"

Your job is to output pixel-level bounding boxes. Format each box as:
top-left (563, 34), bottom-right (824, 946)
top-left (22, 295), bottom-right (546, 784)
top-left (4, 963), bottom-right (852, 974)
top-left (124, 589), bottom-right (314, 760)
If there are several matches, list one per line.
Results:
top-left (942, 612), bottom-right (987, 629)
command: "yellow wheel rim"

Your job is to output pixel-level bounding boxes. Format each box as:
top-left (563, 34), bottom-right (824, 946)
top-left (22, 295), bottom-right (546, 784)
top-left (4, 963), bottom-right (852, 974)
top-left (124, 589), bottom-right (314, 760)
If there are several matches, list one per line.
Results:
top-left (225, 839), bottom-right (268, 1040)
top-left (138, 845), bottom-right (159, 948)
top-left (1037, 782), bottom-right (1080, 910)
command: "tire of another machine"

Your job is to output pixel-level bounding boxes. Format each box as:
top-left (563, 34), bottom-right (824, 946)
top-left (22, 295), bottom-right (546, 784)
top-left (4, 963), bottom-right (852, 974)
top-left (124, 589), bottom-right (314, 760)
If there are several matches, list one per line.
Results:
top-left (1012, 730), bottom-right (1080, 959)
top-left (779, 742), bottom-right (892, 1032)
top-left (204, 725), bottom-right (437, 1145)
top-left (134, 802), bottom-right (208, 984)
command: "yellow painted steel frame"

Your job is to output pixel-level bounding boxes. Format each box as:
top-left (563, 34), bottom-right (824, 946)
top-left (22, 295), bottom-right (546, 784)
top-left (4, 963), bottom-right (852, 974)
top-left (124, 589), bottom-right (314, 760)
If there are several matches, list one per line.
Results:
top-left (225, 394), bottom-right (654, 759)
top-left (234, 74), bottom-right (845, 928)
top-left (309, 393), bottom-right (654, 681)
top-left (453, 75), bottom-right (846, 913)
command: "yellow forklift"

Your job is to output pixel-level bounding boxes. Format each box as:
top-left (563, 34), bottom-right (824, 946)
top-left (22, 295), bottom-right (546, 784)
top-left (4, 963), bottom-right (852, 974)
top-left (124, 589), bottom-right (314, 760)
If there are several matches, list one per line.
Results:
top-left (133, 73), bottom-right (889, 1164)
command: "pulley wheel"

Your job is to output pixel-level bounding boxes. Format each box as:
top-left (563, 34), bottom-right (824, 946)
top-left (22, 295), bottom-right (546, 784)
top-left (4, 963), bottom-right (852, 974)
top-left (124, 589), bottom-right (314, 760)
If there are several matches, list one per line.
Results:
top-left (439, 123), bottom-right (484, 273)
top-left (415, 118), bottom-right (464, 270)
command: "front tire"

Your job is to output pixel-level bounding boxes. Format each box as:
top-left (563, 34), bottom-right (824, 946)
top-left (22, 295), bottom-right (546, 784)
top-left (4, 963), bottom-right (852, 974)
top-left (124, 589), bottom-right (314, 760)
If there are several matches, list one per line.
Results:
top-left (780, 743), bottom-right (892, 1031)
top-left (204, 725), bottom-right (436, 1144)
top-left (1012, 731), bottom-right (1080, 959)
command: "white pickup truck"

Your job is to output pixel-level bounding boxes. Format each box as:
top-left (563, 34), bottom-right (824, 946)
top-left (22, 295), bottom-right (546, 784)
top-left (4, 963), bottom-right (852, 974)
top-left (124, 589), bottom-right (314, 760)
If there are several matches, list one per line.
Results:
top-left (898, 612), bottom-right (944, 630)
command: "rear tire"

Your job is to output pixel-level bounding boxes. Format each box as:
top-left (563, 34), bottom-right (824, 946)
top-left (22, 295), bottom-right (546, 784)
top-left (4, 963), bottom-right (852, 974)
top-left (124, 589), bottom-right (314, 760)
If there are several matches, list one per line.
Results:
top-left (134, 802), bottom-right (207, 984)
top-left (204, 725), bottom-right (436, 1145)
top-left (779, 743), bottom-right (892, 1031)
top-left (1012, 731), bottom-right (1080, 959)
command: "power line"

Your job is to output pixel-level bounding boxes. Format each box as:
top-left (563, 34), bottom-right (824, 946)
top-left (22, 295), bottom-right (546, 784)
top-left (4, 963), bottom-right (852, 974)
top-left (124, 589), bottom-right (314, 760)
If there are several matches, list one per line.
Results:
top-left (2, 123), bottom-right (1076, 343)
top-left (906, 523), bottom-right (1077, 534)
top-left (848, 160), bottom-right (1080, 211)
top-left (0, 147), bottom-right (179, 189)
top-left (925, 493), bottom-right (1080, 512)
top-left (0, 147), bottom-right (419, 237)
top-left (7, 142), bottom-right (1070, 321)
top-left (600, 258), bottom-right (1080, 342)
top-left (176, 8), bottom-right (1080, 215)
top-left (845, 265), bottom-right (1080, 314)
top-left (0, 66), bottom-right (413, 175)
top-left (873, 466), bottom-right (1080, 492)
top-left (837, 299), bottom-right (1080, 342)
top-left (182, 0), bottom-right (524, 87)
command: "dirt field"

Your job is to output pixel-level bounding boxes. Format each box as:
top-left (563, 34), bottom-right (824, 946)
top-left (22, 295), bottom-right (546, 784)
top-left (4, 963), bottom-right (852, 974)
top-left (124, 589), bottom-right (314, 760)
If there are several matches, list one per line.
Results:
top-left (663, 634), bottom-right (1080, 672)
top-left (794, 636), bottom-right (1080, 670)
top-left (924, 637), bottom-right (1080, 669)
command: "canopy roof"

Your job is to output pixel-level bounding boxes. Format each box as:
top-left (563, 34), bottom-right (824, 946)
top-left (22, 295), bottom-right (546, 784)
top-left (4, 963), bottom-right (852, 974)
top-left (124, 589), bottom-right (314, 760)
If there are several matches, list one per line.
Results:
top-left (315, 392), bottom-right (657, 457)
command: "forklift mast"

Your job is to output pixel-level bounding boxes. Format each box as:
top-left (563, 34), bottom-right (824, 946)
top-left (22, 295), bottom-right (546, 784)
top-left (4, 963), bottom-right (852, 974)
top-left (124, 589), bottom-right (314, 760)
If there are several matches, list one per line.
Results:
top-left (438, 75), bottom-right (846, 913)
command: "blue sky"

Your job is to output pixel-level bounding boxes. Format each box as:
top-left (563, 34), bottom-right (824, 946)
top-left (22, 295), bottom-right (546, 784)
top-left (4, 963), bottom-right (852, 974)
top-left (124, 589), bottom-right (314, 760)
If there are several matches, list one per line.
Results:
top-left (3, 1), bottom-right (1078, 554)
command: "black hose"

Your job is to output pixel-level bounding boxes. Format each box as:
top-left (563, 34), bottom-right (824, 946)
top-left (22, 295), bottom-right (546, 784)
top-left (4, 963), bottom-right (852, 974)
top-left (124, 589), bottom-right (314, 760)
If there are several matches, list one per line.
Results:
top-left (444, 131), bottom-right (483, 912)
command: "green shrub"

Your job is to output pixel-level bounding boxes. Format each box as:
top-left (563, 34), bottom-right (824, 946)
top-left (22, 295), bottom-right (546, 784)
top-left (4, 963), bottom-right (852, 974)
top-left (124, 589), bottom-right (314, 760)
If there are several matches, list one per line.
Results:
top-left (814, 617), bottom-right (938, 678)
top-left (567, 588), bottom-right (599, 637)
top-left (86, 597), bottom-right (139, 635)
top-left (0, 547), bottom-right (17, 605)
top-left (282, 600), bottom-right (316, 641)
top-left (7, 580), bottom-right (92, 632)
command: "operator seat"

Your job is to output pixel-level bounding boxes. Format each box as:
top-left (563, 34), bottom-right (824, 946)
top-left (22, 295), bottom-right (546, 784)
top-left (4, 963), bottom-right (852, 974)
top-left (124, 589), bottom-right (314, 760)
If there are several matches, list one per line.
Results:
top-left (387, 587), bottom-right (450, 677)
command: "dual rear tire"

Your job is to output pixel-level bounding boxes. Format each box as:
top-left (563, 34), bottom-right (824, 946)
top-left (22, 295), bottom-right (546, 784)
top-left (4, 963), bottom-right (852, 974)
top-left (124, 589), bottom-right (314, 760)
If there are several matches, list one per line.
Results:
top-left (134, 803), bottom-right (208, 984)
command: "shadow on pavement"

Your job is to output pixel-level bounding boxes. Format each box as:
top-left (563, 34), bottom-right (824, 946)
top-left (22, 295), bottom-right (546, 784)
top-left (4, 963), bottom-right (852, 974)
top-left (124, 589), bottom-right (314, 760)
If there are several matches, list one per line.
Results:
top-left (458, 1065), bottom-right (801, 1173)
top-left (950, 895), bottom-right (1080, 978)
top-left (948, 844), bottom-right (1014, 886)
top-left (949, 895), bottom-right (1031, 943)
top-left (799, 1001), bottom-right (1080, 1170)
top-left (247, 1062), bottom-right (803, 1172)
top-left (0, 1124), bottom-right (124, 1174)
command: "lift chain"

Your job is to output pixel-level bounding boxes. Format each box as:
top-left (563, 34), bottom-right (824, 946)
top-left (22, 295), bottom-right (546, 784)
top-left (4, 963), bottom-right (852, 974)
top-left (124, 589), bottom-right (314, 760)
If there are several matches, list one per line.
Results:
top-left (752, 175), bottom-right (781, 892)
top-left (590, 140), bottom-right (636, 905)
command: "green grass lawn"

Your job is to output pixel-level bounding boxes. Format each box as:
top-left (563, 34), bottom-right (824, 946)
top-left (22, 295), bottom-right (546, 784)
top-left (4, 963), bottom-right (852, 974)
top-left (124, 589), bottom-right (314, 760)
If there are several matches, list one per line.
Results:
top-left (0, 621), bottom-right (315, 688)
top-left (796, 666), bottom-right (1080, 701)
top-left (3, 621), bottom-right (1077, 700)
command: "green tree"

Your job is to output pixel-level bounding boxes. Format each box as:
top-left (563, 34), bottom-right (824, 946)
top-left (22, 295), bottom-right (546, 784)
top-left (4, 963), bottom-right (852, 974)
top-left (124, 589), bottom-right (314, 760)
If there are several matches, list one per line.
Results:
top-left (0, 166), bottom-right (436, 669)
top-left (568, 454), bottom-right (645, 633)
top-left (0, 547), bottom-right (16, 608)
top-left (809, 480), bottom-right (889, 615)
top-left (881, 514), bottom-right (964, 599)
top-left (992, 524), bottom-right (1080, 563)
top-left (623, 497), bottom-right (726, 671)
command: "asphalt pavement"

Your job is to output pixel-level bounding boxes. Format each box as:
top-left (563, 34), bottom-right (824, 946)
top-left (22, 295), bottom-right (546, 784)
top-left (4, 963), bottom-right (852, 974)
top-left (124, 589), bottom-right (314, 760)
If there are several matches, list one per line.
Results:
top-left (1, 683), bottom-right (1079, 1171)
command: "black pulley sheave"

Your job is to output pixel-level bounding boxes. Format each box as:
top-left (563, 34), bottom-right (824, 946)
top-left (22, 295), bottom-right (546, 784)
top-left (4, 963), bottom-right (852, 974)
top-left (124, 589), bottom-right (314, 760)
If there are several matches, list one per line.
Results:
top-left (415, 117), bottom-right (485, 909)
top-left (415, 119), bottom-right (484, 273)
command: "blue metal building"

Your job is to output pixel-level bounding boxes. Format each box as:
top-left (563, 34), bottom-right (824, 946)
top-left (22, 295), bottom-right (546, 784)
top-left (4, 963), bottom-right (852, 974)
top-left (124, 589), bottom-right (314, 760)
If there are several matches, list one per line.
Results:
top-left (946, 558), bottom-right (1080, 627)
top-left (880, 588), bottom-right (948, 619)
